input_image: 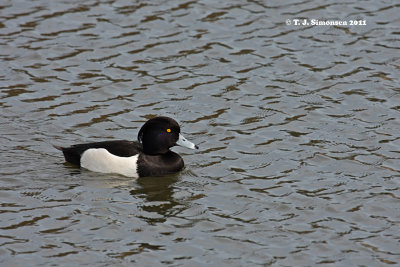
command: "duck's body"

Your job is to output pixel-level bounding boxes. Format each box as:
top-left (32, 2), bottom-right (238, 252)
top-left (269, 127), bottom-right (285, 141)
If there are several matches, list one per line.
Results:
top-left (55, 117), bottom-right (198, 178)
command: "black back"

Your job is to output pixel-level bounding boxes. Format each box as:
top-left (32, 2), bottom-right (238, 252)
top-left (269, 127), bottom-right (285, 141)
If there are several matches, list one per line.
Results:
top-left (57, 140), bottom-right (142, 166)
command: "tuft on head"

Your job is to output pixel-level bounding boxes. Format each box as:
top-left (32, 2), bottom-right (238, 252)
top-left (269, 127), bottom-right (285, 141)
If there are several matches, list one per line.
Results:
top-left (53, 145), bottom-right (65, 151)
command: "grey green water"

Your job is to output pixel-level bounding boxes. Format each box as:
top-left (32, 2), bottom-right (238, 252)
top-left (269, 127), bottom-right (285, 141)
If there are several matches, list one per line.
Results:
top-left (1, 0), bottom-right (400, 266)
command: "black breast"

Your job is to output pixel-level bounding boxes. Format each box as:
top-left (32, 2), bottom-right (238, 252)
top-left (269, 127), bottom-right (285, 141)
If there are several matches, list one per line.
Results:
top-left (137, 151), bottom-right (184, 177)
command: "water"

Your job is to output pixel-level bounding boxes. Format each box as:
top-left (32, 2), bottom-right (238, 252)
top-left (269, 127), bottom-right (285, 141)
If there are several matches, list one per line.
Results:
top-left (1, 0), bottom-right (400, 265)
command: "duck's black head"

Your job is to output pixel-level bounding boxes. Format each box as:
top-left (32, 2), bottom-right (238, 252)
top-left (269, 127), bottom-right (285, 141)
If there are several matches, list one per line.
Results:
top-left (138, 116), bottom-right (197, 155)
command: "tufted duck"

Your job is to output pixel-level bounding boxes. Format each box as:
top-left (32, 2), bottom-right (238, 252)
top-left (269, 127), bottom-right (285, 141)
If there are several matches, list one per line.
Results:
top-left (54, 116), bottom-right (198, 177)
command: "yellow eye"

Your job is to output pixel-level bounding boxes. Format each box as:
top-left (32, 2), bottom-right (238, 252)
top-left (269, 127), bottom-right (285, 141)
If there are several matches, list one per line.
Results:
top-left (166, 128), bottom-right (171, 133)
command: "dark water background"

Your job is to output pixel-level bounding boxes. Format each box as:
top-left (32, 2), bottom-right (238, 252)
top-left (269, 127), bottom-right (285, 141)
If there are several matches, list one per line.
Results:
top-left (1, 0), bottom-right (400, 266)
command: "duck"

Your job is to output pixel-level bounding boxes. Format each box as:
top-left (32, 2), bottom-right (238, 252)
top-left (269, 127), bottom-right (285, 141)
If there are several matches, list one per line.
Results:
top-left (54, 116), bottom-right (198, 178)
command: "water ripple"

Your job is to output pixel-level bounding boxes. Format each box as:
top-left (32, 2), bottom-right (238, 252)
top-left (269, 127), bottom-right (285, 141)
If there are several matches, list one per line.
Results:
top-left (1, 0), bottom-right (400, 266)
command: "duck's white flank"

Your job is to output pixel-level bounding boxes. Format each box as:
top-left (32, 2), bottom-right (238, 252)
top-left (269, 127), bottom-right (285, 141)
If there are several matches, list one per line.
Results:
top-left (81, 148), bottom-right (139, 177)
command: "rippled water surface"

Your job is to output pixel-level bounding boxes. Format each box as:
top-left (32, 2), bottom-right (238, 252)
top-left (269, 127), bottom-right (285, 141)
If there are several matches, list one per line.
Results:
top-left (1, 0), bottom-right (400, 265)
